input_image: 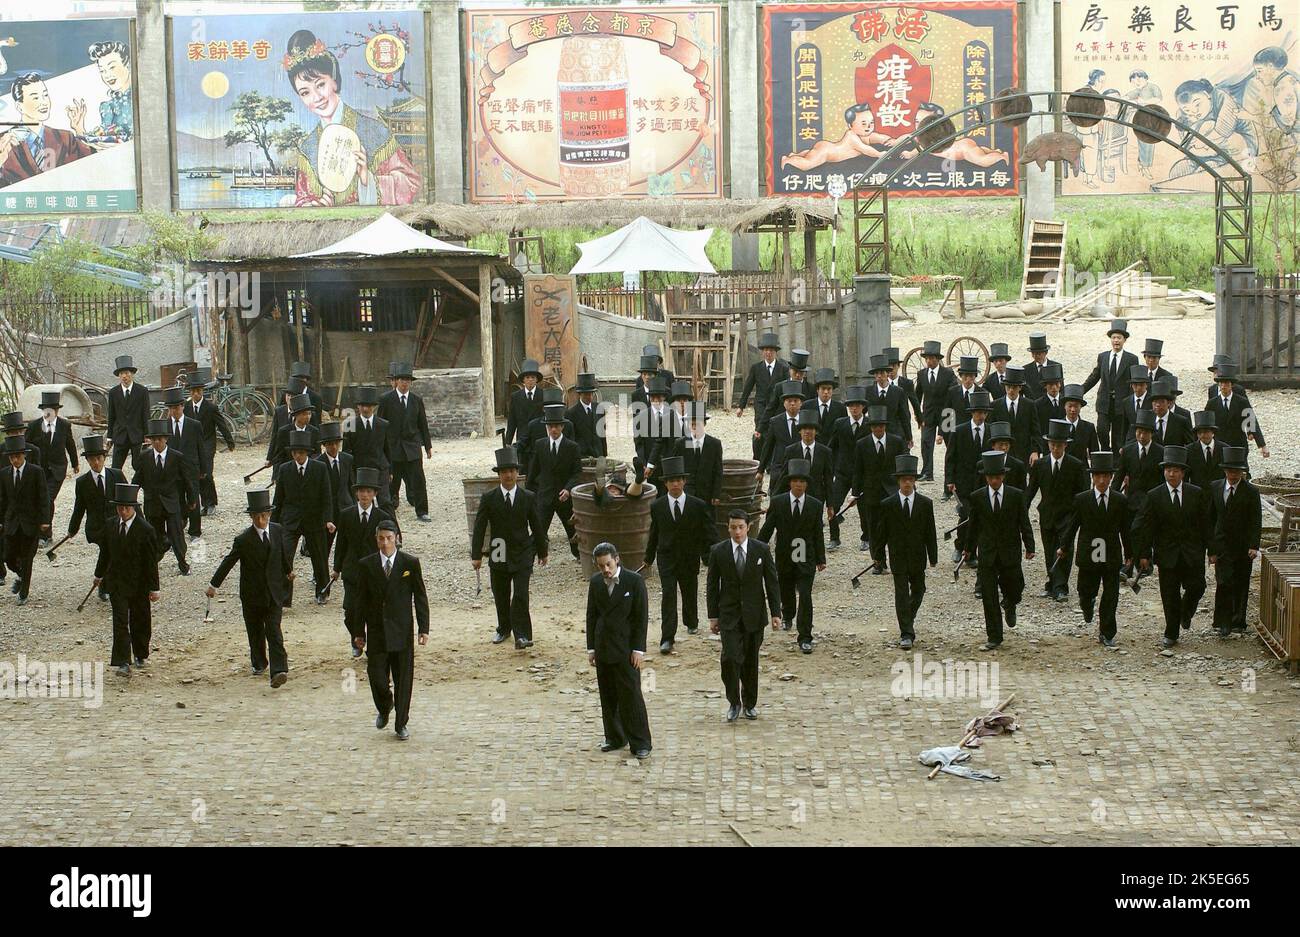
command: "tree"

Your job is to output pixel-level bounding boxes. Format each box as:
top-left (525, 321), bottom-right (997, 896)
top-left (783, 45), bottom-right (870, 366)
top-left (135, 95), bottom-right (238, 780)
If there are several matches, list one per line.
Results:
top-left (224, 91), bottom-right (295, 173)
top-left (270, 125), bottom-right (307, 164)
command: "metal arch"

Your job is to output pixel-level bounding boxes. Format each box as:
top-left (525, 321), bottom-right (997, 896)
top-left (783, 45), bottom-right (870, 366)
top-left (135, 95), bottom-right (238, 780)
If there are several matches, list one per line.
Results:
top-left (852, 90), bottom-right (1253, 275)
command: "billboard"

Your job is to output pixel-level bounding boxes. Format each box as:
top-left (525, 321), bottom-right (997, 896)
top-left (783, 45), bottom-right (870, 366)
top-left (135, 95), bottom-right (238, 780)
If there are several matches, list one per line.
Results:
top-left (762, 2), bottom-right (1019, 197)
top-left (171, 11), bottom-right (427, 209)
top-left (464, 5), bottom-right (724, 202)
top-left (1063, 1), bottom-right (1298, 194)
top-left (0, 18), bottom-right (137, 215)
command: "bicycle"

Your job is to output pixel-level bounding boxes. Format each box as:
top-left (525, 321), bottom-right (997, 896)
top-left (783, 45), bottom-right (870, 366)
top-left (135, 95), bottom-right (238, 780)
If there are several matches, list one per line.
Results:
top-left (151, 369), bottom-right (274, 445)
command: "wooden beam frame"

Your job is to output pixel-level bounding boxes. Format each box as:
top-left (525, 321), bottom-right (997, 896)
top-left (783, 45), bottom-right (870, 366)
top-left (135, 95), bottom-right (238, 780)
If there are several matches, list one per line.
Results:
top-left (478, 262), bottom-right (495, 437)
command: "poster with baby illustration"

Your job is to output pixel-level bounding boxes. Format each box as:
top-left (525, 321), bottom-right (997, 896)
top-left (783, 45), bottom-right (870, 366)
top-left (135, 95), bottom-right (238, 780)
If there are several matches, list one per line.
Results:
top-left (763, 2), bottom-right (1019, 197)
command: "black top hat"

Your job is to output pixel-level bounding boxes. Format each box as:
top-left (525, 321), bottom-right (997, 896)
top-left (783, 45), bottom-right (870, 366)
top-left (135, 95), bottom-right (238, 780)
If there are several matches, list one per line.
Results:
top-left (1088, 450), bottom-right (1117, 473)
top-left (390, 361), bottom-right (414, 380)
top-left (1040, 363), bottom-right (1064, 383)
top-left (3, 436), bottom-right (28, 455)
top-left (892, 454), bottom-right (921, 478)
top-left (318, 421), bottom-right (343, 443)
top-left (492, 446), bottom-right (521, 472)
top-left (1061, 384), bottom-right (1087, 405)
top-left (757, 332), bottom-right (781, 350)
top-left (519, 359), bottom-right (542, 379)
top-left (1142, 338), bottom-right (1163, 357)
top-left (670, 380), bottom-right (693, 401)
top-left (146, 418), bottom-right (171, 438)
top-left (285, 377), bottom-right (307, 397)
top-left (289, 393), bottom-right (313, 414)
top-left (883, 346), bottom-right (902, 364)
top-left (1128, 364), bottom-right (1149, 384)
top-left (1192, 411), bottom-right (1217, 432)
top-left (38, 390), bottom-right (63, 409)
top-left (352, 466), bottom-right (382, 491)
top-left (2, 411), bottom-right (24, 432)
top-left (865, 404), bottom-right (889, 425)
top-left (287, 429), bottom-right (314, 451)
top-left (245, 489), bottom-right (273, 514)
top-left (112, 482), bottom-right (140, 506)
top-left (987, 421), bottom-right (1013, 443)
top-left (1133, 410), bottom-right (1156, 431)
top-left (784, 458), bottom-right (812, 482)
top-left (80, 434), bottom-right (107, 457)
top-left (1027, 332), bottom-right (1050, 352)
top-left (647, 376), bottom-right (671, 397)
top-left (290, 361), bottom-right (312, 379)
top-left (1149, 380), bottom-right (1175, 400)
top-left (641, 343), bottom-right (662, 362)
top-left (163, 386), bottom-right (186, 407)
top-left (1002, 366), bottom-right (1025, 386)
top-left (779, 379), bottom-right (804, 400)
top-left (868, 354), bottom-right (890, 373)
top-left (989, 342), bottom-right (1011, 360)
top-left (1165, 374), bottom-right (1185, 396)
top-left (1043, 419), bottom-right (1072, 443)
top-left (844, 385), bottom-right (869, 405)
top-left (1220, 446), bottom-right (1249, 471)
top-left (1160, 445), bottom-right (1189, 469)
top-left (1214, 363), bottom-right (1239, 382)
top-left (788, 348), bottom-right (811, 370)
top-left (1107, 318), bottom-right (1130, 338)
top-left (967, 391), bottom-right (994, 412)
top-left (575, 372), bottom-right (598, 393)
top-left (637, 355), bottom-right (659, 373)
top-left (796, 409), bottom-right (820, 430)
top-left (812, 367), bottom-right (838, 387)
top-left (660, 455), bottom-right (688, 479)
top-left (185, 368), bottom-right (213, 388)
top-left (1207, 353), bottom-right (1233, 373)
top-left (921, 340), bottom-right (943, 358)
top-left (980, 451), bottom-right (1008, 476)
top-left (113, 355), bottom-right (138, 375)
top-left (542, 404), bottom-right (567, 424)
top-left (542, 387), bottom-right (564, 406)
top-left (376, 519), bottom-right (400, 534)
top-left (957, 355), bottom-right (980, 374)
top-left (354, 385), bottom-right (380, 406)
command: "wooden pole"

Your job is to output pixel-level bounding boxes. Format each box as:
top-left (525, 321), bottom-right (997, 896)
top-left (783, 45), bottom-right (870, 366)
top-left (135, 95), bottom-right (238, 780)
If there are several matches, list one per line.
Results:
top-left (478, 262), bottom-right (496, 437)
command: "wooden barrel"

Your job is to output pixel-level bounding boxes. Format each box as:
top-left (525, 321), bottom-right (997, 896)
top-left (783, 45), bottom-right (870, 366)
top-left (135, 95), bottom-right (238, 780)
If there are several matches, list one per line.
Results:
top-left (1133, 103), bottom-right (1172, 144)
top-left (1066, 87), bottom-right (1105, 127)
top-left (715, 458), bottom-right (762, 540)
top-left (578, 458), bottom-right (629, 489)
top-left (462, 475), bottom-right (526, 554)
top-left (993, 87), bottom-right (1031, 128)
top-left (571, 481), bottom-right (657, 578)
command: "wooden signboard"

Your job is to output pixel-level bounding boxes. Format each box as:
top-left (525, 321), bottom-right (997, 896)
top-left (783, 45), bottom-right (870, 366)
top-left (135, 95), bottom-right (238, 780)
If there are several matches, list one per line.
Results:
top-left (523, 274), bottom-right (582, 391)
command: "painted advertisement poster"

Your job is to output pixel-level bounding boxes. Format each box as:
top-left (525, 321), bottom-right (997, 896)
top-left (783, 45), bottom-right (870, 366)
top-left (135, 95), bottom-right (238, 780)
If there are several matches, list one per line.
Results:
top-left (464, 5), bottom-right (724, 202)
top-left (763, 2), bottom-right (1019, 197)
top-left (1064, 1), bottom-right (1297, 194)
top-left (0, 18), bottom-right (137, 215)
top-left (172, 11), bottom-right (426, 209)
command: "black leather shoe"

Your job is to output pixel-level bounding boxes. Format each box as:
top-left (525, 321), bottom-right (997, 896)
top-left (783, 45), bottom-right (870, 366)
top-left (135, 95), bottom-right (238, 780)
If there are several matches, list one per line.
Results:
top-left (1101, 635), bottom-right (1117, 648)
top-left (133, 657), bottom-right (147, 668)
top-left (1181, 617), bottom-right (1192, 631)
top-left (515, 637), bottom-right (533, 649)
top-left (1004, 606), bottom-right (1017, 629)
top-left (781, 620), bottom-right (792, 631)
top-left (376, 710), bottom-right (390, 730)
top-left (743, 707), bottom-right (758, 720)
top-left (829, 539), bottom-right (841, 550)
top-left (178, 563), bottom-right (191, 576)
top-left (980, 640), bottom-right (1002, 651)
top-left (10, 581), bottom-right (19, 594)
top-left (859, 540), bottom-right (871, 552)
top-left (634, 748), bottom-right (652, 760)
top-left (659, 640), bottom-right (673, 654)
top-left (872, 565), bottom-right (886, 575)
top-left (900, 635), bottom-right (914, 649)
top-left (351, 645), bottom-right (362, 658)
top-left (417, 514), bottom-right (431, 523)
top-left (726, 705), bottom-right (740, 723)
top-left (114, 664), bottom-right (130, 677)
top-left (1216, 627), bottom-right (1230, 638)
top-left (799, 641), bottom-right (812, 654)
top-left (1053, 591), bottom-right (1066, 602)
top-left (252, 666), bottom-right (267, 676)
top-left (395, 726), bottom-right (409, 740)
top-left (941, 492), bottom-right (952, 501)
top-left (1161, 636), bottom-right (1177, 648)
top-left (492, 632), bottom-right (508, 644)
top-left (270, 672), bottom-right (287, 688)
top-left (686, 627), bottom-right (698, 636)
top-left (16, 595), bottom-right (27, 606)
top-left (600, 740), bottom-right (627, 753)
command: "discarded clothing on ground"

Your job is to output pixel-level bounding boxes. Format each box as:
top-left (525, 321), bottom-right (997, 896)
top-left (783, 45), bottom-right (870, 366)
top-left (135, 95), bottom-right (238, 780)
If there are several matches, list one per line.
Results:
top-left (918, 746), bottom-right (1001, 782)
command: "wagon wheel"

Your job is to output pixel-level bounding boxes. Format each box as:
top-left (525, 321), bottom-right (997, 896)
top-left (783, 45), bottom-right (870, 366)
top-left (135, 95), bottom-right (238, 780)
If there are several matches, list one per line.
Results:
top-left (947, 336), bottom-right (991, 381)
top-left (901, 346), bottom-right (926, 384)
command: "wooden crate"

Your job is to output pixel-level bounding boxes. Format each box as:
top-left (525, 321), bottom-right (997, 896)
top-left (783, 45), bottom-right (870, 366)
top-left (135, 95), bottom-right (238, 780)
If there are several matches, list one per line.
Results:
top-left (1259, 553), bottom-right (1300, 673)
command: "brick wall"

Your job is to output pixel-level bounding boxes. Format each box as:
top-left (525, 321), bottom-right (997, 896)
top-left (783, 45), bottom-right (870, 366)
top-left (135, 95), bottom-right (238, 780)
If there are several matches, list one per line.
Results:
top-left (411, 367), bottom-right (483, 438)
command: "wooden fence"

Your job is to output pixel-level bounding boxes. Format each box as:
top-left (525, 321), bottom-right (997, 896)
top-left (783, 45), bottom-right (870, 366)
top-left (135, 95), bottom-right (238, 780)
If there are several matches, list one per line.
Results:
top-left (1, 290), bottom-right (165, 337)
top-left (1217, 268), bottom-right (1300, 386)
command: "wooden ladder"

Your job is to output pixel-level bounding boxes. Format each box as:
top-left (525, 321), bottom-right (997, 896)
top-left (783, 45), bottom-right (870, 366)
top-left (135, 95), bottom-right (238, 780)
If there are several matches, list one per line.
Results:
top-left (1020, 220), bottom-right (1067, 303)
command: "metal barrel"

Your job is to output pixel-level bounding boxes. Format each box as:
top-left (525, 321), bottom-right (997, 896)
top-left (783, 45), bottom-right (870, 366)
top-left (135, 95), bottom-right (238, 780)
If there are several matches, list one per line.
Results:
top-left (716, 458), bottom-right (762, 540)
top-left (570, 481), bottom-right (657, 578)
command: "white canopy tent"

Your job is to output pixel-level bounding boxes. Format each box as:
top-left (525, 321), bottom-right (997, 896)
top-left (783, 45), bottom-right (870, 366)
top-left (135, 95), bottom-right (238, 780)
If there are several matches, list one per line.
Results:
top-left (569, 215), bottom-right (715, 275)
top-left (291, 211), bottom-right (484, 258)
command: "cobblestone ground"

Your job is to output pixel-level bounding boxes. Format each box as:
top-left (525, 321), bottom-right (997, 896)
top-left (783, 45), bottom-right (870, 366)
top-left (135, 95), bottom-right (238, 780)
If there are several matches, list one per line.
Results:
top-left (3, 315), bottom-right (1299, 845)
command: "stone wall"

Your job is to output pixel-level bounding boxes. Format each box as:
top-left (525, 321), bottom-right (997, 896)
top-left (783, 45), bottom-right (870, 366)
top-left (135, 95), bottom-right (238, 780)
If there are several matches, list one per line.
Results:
top-left (27, 307), bottom-right (195, 387)
top-left (576, 305), bottom-right (665, 377)
top-left (411, 367), bottom-right (484, 438)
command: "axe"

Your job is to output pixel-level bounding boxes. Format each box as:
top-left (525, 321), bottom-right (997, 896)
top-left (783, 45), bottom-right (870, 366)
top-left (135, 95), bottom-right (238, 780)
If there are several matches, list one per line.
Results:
top-left (942, 518), bottom-right (969, 542)
top-left (45, 533), bottom-right (75, 562)
top-left (830, 496), bottom-right (860, 524)
top-left (952, 554), bottom-right (968, 583)
top-left (203, 596), bottom-right (215, 623)
top-left (76, 579), bottom-right (100, 612)
top-left (475, 567), bottom-right (482, 597)
top-left (320, 571), bottom-right (340, 599)
top-left (243, 462), bottom-right (273, 484)
top-left (850, 560), bottom-right (884, 588)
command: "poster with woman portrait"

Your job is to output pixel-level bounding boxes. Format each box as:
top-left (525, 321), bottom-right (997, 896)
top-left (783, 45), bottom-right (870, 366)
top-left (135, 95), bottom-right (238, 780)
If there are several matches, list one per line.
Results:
top-left (171, 11), bottom-right (427, 209)
top-left (1064, 1), bottom-right (1298, 194)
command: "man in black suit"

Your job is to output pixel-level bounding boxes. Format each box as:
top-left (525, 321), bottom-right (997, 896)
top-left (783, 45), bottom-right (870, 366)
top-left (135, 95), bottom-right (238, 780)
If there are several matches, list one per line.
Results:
top-left (779, 409), bottom-right (833, 503)
top-left (1060, 384), bottom-right (1102, 462)
top-left (185, 371), bottom-right (235, 516)
top-left (865, 354), bottom-right (913, 449)
top-left (986, 423), bottom-right (1027, 490)
top-left (355, 520), bottom-right (429, 741)
top-left (827, 386), bottom-right (871, 549)
top-left (872, 455), bottom-right (937, 648)
top-left (1025, 420), bottom-right (1089, 602)
top-left (1022, 332), bottom-right (1060, 401)
top-left (289, 361), bottom-right (326, 417)
top-left (1136, 445), bottom-right (1209, 647)
top-left (707, 509), bottom-right (782, 721)
top-left (853, 404), bottom-right (905, 559)
top-left (760, 348), bottom-right (813, 430)
top-left (587, 542), bottom-right (652, 758)
top-left (162, 385), bottom-right (206, 539)
top-left (630, 353), bottom-right (660, 411)
top-left (1147, 381), bottom-right (1193, 448)
top-left (1139, 338), bottom-right (1174, 386)
top-left (518, 387), bottom-right (572, 472)
top-left (266, 394), bottom-right (320, 470)
top-left (965, 452), bottom-right (1035, 650)
top-left (1032, 364), bottom-right (1066, 442)
top-left (1115, 366), bottom-right (1152, 448)
top-left (271, 429), bottom-right (334, 604)
top-left (132, 420), bottom-right (196, 575)
top-left (316, 422), bottom-right (354, 562)
top-left (1186, 412), bottom-right (1225, 490)
top-left (471, 447), bottom-right (548, 649)
top-left (800, 368), bottom-right (848, 434)
top-left (916, 340), bottom-right (957, 481)
top-left (990, 367), bottom-right (1040, 467)
top-left (1206, 363), bottom-right (1269, 463)
top-left (264, 378), bottom-right (310, 466)
top-left (1081, 318), bottom-right (1140, 450)
top-left (759, 459), bottom-right (826, 653)
top-left (1115, 411), bottom-right (1163, 518)
top-left (645, 456), bottom-right (713, 653)
top-left (332, 468), bottom-right (392, 657)
top-left (981, 342), bottom-right (1012, 400)
top-left (1059, 451), bottom-right (1133, 646)
top-left (737, 333), bottom-right (789, 459)
top-left (93, 483), bottom-right (159, 676)
top-left (25, 390), bottom-right (78, 526)
top-left (758, 380), bottom-right (804, 496)
top-left (207, 488), bottom-right (294, 686)
top-left (634, 377), bottom-right (679, 495)
top-left (505, 359), bottom-right (544, 450)
top-left (67, 435), bottom-right (125, 602)
top-left (883, 347), bottom-right (923, 429)
top-left (940, 356), bottom-right (983, 499)
top-left (526, 405), bottom-right (582, 560)
top-left (106, 355), bottom-right (150, 470)
top-left (567, 372), bottom-right (608, 458)
top-left (671, 402), bottom-right (723, 507)
top-left (943, 390), bottom-right (995, 564)
top-left (0, 435), bottom-right (50, 603)
top-left (1207, 448), bottom-right (1261, 637)
top-left (345, 386), bottom-right (392, 509)
top-left (380, 362), bottom-right (432, 522)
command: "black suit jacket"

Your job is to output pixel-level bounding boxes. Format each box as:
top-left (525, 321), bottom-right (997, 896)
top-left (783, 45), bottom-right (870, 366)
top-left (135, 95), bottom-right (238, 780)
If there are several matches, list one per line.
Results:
top-left (106, 382), bottom-right (151, 449)
top-left (800, 397), bottom-right (848, 435)
top-left (778, 440), bottom-right (834, 502)
top-left (1082, 349), bottom-right (1140, 412)
top-left (184, 397), bottom-right (234, 453)
top-left (344, 415), bottom-right (391, 474)
top-left (1208, 479), bottom-right (1262, 556)
top-left (758, 411), bottom-right (800, 483)
top-left (634, 407), bottom-right (679, 473)
top-left (1149, 410), bottom-right (1194, 449)
top-left (893, 376), bottom-right (923, 424)
top-left (25, 417), bottom-right (78, 477)
top-left (944, 421), bottom-right (993, 498)
top-left (1136, 483), bottom-right (1208, 567)
top-left (68, 467), bottom-right (125, 542)
top-left (1205, 392), bottom-right (1266, 450)
top-left (586, 569), bottom-right (649, 664)
top-left (671, 434), bottom-right (724, 504)
top-left (645, 492), bottom-right (713, 571)
top-left (379, 390), bottom-right (431, 461)
top-left (991, 395), bottom-right (1041, 463)
top-left (872, 491), bottom-right (937, 571)
top-left (520, 416), bottom-right (574, 472)
top-left (527, 436), bottom-right (582, 504)
top-left (1022, 359), bottom-right (1062, 400)
top-left (1114, 440), bottom-right (1164, 516)
top-left (0, 462), bottom-right (50, 536)
top-left (943, 383), bottom-right (979, 441)
top-left (966, 485), bottom-right (1034, 566)
top-left (1063, 418), bottom-right (1101, 463)
top-left (471, 486), bottom-right (547, 569)
top-left (505, 388), bottom-right (545, 447)
top-left (1060, 489), bottom-right (1132, 570)
top-left (268, 422), bottom-right (321, 468)
top-left (315, 451), bottom-right (356, 514)
top-left (853, 432), bottom-right (905, 502)
top-left (865, 383), bottom-right (912, 444)
top-left (1186, 440), bottom-right (1226, 491)
top-left (706, 538), bottom-right (781, 630)
top-left (828, 415), bottom-right (872, 478)
top-left (265, 404), bottom-right (322, 461)
top-left (739, 359), bottom-right (789, 413)
top-left (1025, 454), bottom-right (1089, 529)
top-left (981, 369), bottom-right (1009, 401)
top-left (1115, 393), bottom-right (1153, 447)
top-left (759, 492), bottom-right (826, 571)
top-left (566, 401), bottom-right (608, 458)
top-left (271, 458), bottom-right (333, 530)
top-left (94, 514), bottom-right (159, 598)
top-left (917, 365), bottom-right (958, 425)
top-left (1034, 394), bottom-right (1066, 435)
top-left (131, 447), bottom-right (196, 516)
top-left (166, 415), bottom-right (205, 472)
top-left (211, 523), bottom-right (294, 607)
top-left (761, 377), bottom-right (814, 427)
top-left (332, 503), bottom-right (393, 579)
top-left (358, 550), bottom-right (430, 654)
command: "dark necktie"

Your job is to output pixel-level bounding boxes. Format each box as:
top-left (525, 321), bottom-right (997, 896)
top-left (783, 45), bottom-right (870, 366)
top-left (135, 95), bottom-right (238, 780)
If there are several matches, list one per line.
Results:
top-left (1226, 484), bottom-right (1234, 504)
top-left (384, 556), bottom-right (392, 578)
top-left (119, 521), bottom-right (126, 537)
top-left (964, 389), bottom-right (970, 408)
top-left (330, 459), bottom-right (339, 490)
top-left (672, 499), bottom-right (681, 522)
top-left (1172, 487), bottom-right (1181, 510)
top-left (788, 418), bottom-right (795, 439)
top-left (361, 510), bottom-right (369, 526)
top-left (821, 404), bottom-right (827, 421)
top-left (299, 464), bottom-right (305, 478)
top-left (1205, 445), bottom-right (1212, 463)
top-left (804, 445), bottom-right (812, 461)
top-left (1157, 417), bottom-right (1164, 439)
top-left (1139, 446), bottom-right (1146, 461)
top-left (173, 419), bottom-right (180, 438)
top-left (1009, 400), bottom-right (1016, 419)
top-left (904, 496), bottom-right (911, 518)
top-left (506, 491), bottom-right (513, 508)
top-left (96, 474), bottom-right (104, 499)
top-left (973, 426), bottom-right (981, 448)
top-left (735, 544), bottom-right (745, 576)
top-left (156, 454), bottom-right (163, 471)
top-left (993, 490), bottom-right (1001, 512)
top-left (1149, 371), bottom-right (1156, 383)
top-left (793, 498), bottom-right (801, 521)
top-left (1099, 492), bottom-right (1106, 511)
top-left (1052, 460), bottom-right (1059, 479)
top-left (1109, 354), bottom-right (1118, 384)
top-left (48, 424), bottom-right (54, 444)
